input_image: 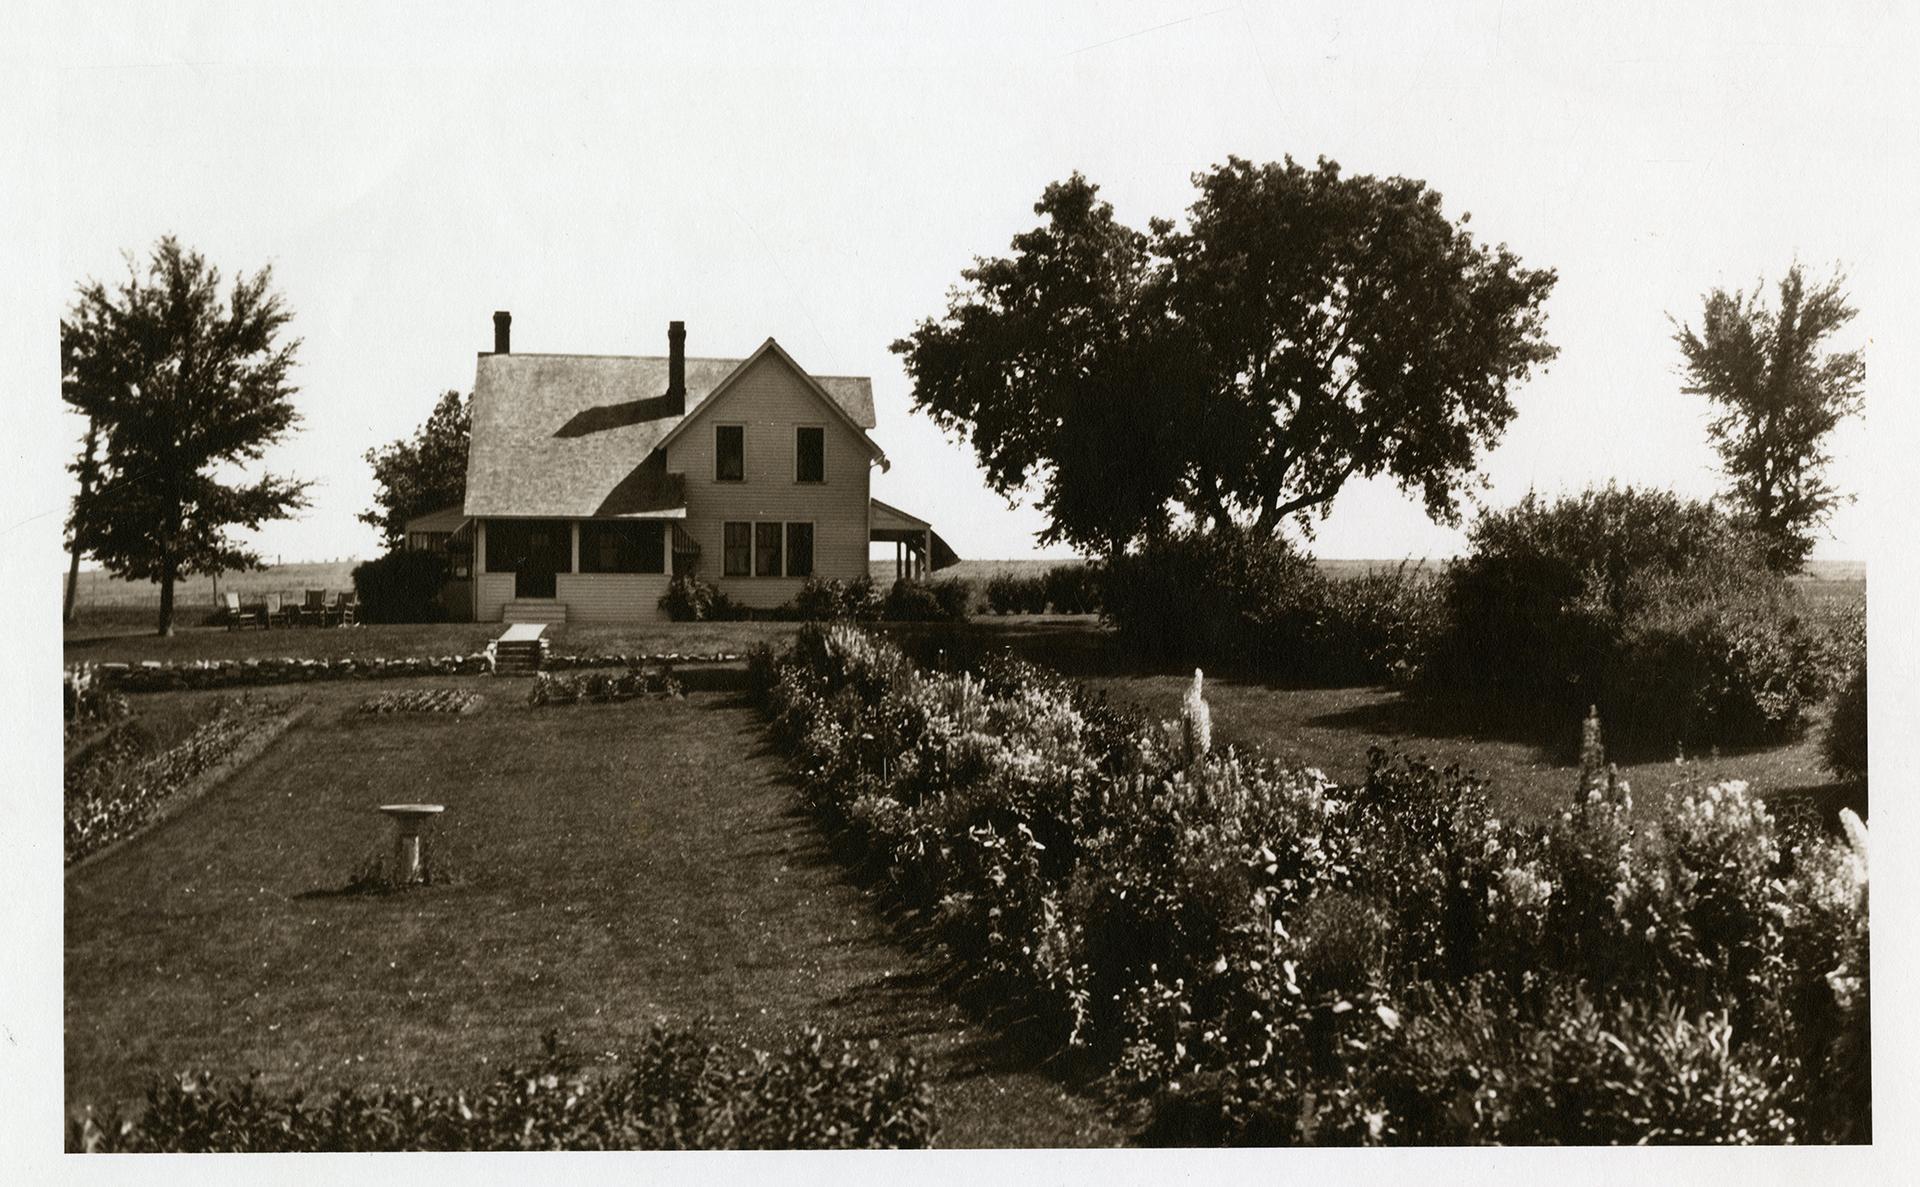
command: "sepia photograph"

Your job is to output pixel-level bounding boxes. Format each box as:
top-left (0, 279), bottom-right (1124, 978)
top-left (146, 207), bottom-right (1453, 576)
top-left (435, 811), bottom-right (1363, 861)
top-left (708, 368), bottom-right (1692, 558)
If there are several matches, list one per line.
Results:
top-left (5, 0), bottom-right (1913, 1177)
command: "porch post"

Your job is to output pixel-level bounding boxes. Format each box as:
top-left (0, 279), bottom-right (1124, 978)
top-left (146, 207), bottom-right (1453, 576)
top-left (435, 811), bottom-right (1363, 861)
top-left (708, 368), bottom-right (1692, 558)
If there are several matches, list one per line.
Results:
top-left (922, 530), bottom-right (931, 579)
top-left (570, 521), bottom-right (581, 575)
top-left (474, 519), bottom-right (486, 622)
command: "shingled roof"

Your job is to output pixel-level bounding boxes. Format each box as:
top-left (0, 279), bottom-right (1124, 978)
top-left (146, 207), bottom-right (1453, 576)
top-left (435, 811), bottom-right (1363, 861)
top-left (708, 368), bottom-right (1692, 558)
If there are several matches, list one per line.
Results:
top-left (463, 350), bottom-right (876, 519)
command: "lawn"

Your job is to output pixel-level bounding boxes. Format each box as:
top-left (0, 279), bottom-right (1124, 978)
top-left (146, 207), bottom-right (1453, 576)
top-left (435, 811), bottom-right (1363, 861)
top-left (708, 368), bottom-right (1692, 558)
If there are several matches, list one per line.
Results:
top-left (65, 677), bottom-right (1118, 1147)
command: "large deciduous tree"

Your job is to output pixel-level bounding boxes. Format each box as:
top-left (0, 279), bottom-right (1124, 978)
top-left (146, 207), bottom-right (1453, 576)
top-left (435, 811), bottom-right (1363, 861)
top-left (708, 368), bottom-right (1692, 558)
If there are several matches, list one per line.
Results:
top-left (360, 389), bottom-right (471, 551)
top-left (62, 237), bottom-right (310, 636)
top-left (892, 158), bottom-right (1559, 556)
top-left (1673, 264), bottom-right (1865, 572)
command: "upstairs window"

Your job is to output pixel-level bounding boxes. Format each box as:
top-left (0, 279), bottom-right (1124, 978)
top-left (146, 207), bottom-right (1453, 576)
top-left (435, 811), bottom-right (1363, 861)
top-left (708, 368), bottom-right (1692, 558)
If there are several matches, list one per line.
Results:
top-left (723, 522), bottom-right (752, 576)
top-left (715, 424), bottom-right (745, 482)
top-left (795, 426), bottom-right (825, 483)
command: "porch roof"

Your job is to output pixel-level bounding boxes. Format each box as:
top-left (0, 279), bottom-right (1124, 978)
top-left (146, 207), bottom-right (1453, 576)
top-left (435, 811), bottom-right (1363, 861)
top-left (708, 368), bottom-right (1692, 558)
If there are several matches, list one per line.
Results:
top-left (870, 497), bottom-right (961, 570)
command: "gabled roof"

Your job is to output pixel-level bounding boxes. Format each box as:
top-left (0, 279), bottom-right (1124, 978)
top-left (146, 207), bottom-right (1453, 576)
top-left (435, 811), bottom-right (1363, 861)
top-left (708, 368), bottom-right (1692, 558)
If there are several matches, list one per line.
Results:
top-left (464, 346), bottom-right (877, 519)
top-left (652, 339), bottom-right (888, 469)
top-left (404, 503), bottom-right (469, 534)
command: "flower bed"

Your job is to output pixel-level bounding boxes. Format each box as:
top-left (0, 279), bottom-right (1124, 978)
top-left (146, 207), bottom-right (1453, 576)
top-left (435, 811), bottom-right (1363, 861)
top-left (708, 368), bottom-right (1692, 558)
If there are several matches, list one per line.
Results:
top-left (527, 666), bottom-right (685, 706)
top-left (69, 1026), bottom-right (934, 1151)
top-left (356, 689), bottom-right (484, 715)
top-left (751, 624), bottom-right (1870, 1144)
top-left (65, 695), bottom-right (298, 866)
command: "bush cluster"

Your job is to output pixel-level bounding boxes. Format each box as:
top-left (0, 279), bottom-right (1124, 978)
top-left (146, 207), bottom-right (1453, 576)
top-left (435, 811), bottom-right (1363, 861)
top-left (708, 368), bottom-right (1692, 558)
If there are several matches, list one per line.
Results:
top-left (752, 625), bottom-right (1869, 1144)
top-left (660, 574), bottom-right (969, 623)
top-left (984, 571), bottom-right (1049, 615)
top-left (793, 576), bottom-right (880, 621)
top-left (528, 666), bottom-right (685, 705)
top-left (984, 566), bottom-right (1102, 615)
top-left (1426, 487), bottom-right (1829, 746)
top-left (1825, 659), bottom-right (1867, 783)
top-left (1100, 527), bottom-right (1441, 684)
top-left (70, 1026), bottom-right (936, 1151)
top-left (658, 575), bottom-right (748, 622)
top-left (350, 551), bottom-right (451, 624)
top-left (881, 576), bottom-right (972, 622)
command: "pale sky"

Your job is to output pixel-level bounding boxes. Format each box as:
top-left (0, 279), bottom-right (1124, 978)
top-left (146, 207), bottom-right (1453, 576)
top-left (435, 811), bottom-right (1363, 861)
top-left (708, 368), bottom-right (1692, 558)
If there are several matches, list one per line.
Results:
top-left (19, 0), bottom-right (1910, 568)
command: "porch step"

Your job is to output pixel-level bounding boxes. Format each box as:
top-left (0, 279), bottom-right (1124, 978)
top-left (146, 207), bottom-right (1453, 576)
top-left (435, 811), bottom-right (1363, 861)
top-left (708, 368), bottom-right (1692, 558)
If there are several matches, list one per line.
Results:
top-left (494, 622), bottom-right (550, 676)
top-left (502, 600), bottom-right (568, 625)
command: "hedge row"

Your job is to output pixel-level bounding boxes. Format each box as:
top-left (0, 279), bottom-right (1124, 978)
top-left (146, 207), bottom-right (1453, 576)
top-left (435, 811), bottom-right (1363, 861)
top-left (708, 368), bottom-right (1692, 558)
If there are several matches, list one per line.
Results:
top-left (751, 625), bottom-right (1870, 1144)
top-left (661, 575), bottom-right (972, 623)
top-left (70, 1026), bottom-right (935, 1151)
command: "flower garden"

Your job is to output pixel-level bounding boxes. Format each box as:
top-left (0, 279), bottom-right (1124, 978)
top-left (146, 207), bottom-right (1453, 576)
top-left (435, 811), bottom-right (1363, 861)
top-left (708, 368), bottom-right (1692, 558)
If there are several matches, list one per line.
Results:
top-left (750, 623), bottom-right (1870, 1144)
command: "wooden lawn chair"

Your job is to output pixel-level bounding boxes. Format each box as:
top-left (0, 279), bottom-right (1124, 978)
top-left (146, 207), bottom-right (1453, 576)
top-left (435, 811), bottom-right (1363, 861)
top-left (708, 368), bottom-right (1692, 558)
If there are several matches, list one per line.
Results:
top-left (331, 590), bottom-right (357, 626)
top-left (222, 590), bottom-right (266, 630)
top-left (301, 588), bottom-right (328, 627)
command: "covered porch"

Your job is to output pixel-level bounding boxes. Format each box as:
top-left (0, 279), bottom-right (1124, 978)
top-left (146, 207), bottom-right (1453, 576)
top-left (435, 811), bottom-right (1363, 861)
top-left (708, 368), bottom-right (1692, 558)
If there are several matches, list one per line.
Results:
top-left (871, 497), bottom-right (960, 580)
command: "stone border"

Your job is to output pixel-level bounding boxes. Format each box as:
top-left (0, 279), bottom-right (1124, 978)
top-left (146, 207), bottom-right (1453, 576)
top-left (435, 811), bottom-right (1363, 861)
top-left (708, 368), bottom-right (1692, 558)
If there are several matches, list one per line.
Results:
top-left (70, 651), bottom-right (747, 693)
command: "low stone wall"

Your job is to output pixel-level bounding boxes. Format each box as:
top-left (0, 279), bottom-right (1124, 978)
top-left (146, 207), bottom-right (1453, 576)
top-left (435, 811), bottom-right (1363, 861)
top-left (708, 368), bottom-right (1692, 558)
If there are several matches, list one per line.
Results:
top-left (71, 650), bottom-right (747, 693)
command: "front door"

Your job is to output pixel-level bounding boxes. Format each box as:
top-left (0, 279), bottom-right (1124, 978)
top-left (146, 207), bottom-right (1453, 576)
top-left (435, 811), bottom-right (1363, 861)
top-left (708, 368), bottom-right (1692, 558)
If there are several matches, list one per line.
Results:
top-left (512, 522), bottom-right (568, 599)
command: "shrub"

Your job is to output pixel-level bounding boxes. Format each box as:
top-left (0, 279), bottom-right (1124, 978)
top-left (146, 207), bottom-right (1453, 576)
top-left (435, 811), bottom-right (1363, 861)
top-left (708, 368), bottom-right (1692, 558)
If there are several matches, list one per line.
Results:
top-left (1042, 564), bottom-right (1102, 614)
top-left (984, 572), bottom-right (1050, 615)
top-left (658, 575), bottom-right (746, 622)
top-left (1101, 528), bottom-right (1434, 683)
top-left (70, 1027), bottom-right (936, 1151)
top-left (1309, 563), bottom-right (1446, 684)
top-left (1825, 660), bottom-right (1866, 782)
top-left (880, 578), bottom-right (969, 622)
top-left (1428, 486), bottom-right (1827, 747)
top-left (351, 551), bottom-right (450, 624)
top-left (1100, 524), bottom-right (1325, 668)
top-left (528, 666), bottom-right (684, 706)
top-left (793, 576), bottom-right (877, 621)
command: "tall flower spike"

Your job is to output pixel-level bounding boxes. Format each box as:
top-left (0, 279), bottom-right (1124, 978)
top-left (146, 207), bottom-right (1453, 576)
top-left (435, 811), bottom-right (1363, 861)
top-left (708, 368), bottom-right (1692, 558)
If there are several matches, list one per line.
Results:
top-left (1577, 705), bottom-right (1607, 804)
top-left (1183, 667), bottom-right (1211, 764)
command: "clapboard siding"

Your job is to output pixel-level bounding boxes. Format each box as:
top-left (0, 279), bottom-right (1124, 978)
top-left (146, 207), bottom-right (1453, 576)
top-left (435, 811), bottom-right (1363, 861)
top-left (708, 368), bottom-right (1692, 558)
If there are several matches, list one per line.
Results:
top-left (475, 572), bottom-right (516, 622)
top-left (667, 352), bottom-right (873, 608)
top-left (555, 573), bottom-right (671, 623)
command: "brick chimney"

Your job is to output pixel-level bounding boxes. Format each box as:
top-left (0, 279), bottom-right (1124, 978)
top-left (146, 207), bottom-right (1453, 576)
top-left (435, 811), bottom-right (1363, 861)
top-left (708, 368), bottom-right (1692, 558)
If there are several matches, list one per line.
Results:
top-left (493, 310), bottom-right (512, 354)
top-left (666, 320), bottom-right (686, 414)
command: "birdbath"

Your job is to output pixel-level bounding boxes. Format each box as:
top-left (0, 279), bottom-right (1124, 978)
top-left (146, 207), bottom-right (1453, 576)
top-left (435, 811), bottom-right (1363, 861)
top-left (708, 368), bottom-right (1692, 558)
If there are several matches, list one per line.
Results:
top-left (378, 803), bottom-right (445, 885)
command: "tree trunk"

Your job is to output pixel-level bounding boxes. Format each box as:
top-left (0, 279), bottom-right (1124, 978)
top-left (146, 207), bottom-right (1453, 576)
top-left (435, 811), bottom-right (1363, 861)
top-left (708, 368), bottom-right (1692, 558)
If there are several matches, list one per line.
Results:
top-left (157, 563), bottom-right (176, 637)
top-left (63, 422), bottom-right (99, 626)
top-left (63, 547), bottom-right (83, 627)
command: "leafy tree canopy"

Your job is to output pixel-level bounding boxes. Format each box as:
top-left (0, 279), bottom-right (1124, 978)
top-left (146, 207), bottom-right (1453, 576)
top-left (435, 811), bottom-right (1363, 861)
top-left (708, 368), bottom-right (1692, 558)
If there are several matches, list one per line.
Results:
top-left (360, 388), bottom-right (471, 551)
top-left (1673, 264), bottom-right (1865, 572)
top-left (892, 157), bottom-right (1559, 555)
top-left (62, 237), bottom-right (309, 635)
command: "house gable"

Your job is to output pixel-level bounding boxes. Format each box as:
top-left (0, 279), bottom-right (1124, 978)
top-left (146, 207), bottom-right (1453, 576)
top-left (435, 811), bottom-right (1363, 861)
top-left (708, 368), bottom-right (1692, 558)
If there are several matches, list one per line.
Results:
top-left (653, 338), bottom-right (888, 469)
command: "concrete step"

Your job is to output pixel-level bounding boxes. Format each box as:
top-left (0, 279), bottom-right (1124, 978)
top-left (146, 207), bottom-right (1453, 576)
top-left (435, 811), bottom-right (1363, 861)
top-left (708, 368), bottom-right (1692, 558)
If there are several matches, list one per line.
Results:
top-left (502, 600), bottom-right (567, 624)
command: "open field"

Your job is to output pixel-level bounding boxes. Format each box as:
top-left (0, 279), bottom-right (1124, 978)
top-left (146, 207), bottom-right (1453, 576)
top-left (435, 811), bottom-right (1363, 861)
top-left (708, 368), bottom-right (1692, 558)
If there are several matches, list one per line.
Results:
top-left (65, 678), bottom-right (1118, 1147)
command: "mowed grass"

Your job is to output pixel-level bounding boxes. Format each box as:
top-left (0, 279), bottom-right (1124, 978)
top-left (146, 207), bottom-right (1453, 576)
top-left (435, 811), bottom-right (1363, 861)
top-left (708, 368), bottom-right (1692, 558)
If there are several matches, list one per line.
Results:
top-left (64, 678), bottom-right (1117, 1147)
